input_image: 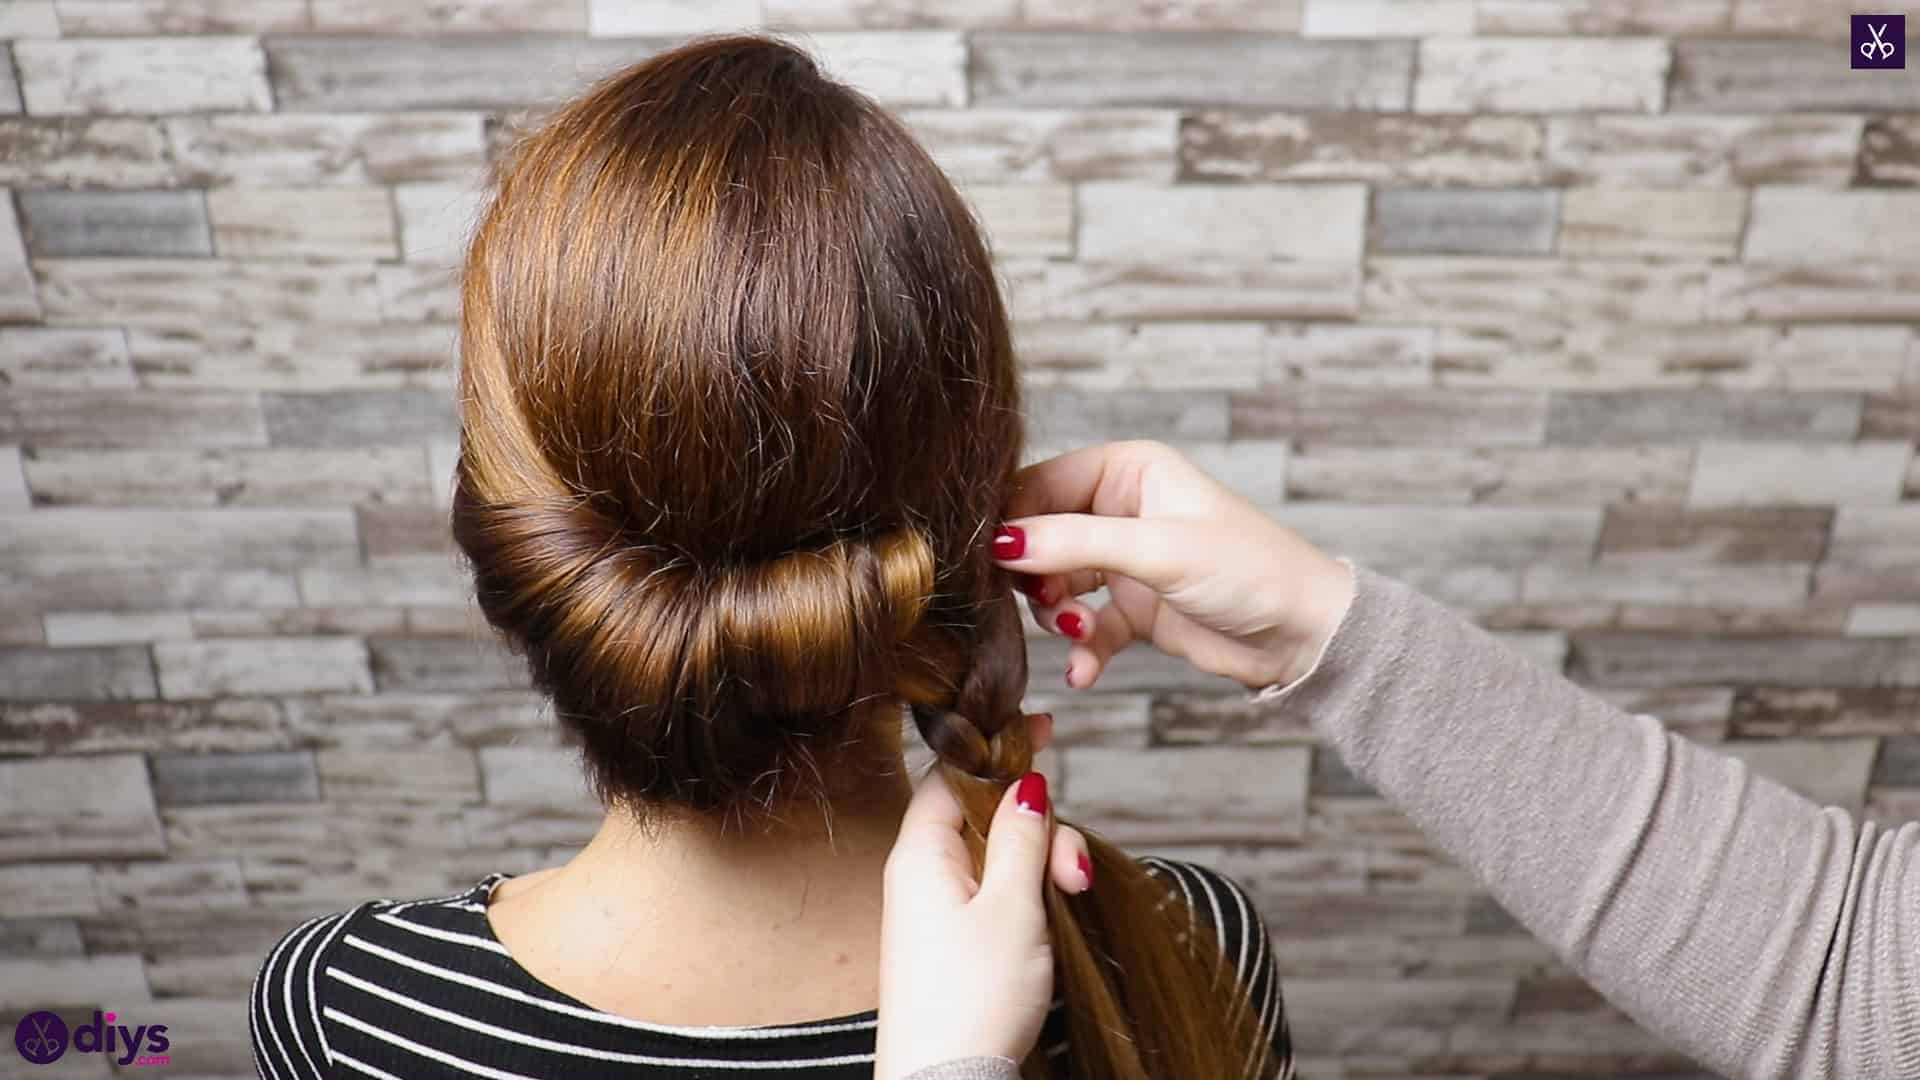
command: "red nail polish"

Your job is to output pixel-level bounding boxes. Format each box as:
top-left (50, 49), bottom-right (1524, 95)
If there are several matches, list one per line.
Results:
top-left (992, 525), bottom-right (1026, 560)
top-left (1014, 771), bottom-right (1049, 816)
top-left (1077, 852), bottom-right (1094, 889)
top-left (1056, 611), bottom-right (1084, 639)
top-left (1015, 572), bottom-right (1053, 606)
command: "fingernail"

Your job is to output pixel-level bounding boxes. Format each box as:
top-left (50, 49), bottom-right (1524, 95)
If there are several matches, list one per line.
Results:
top-left (1077, 852), bottom-right (1094, 890)
top-left (1056, 611), bottom-right (1084, 640)
top-left (992, 525), bottom-right (1026, 560)
top-left (1014, 771), bottom-right (1049, 817)
top-left (1015, 572), bottom-right (1055, 606)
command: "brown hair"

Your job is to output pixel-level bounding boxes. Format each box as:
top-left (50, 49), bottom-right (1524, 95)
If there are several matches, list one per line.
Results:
top-left (450, 34), bottom-right (1277, 1080)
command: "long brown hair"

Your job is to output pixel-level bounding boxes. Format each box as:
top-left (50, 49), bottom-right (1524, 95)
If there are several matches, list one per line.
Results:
top-left (450, 34), bottom-right (1277, 1080)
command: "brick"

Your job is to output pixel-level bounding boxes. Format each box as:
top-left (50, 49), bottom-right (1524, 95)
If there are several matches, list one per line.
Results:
top-left (1285, 977), bottom-right (1515, 1055)
top-left (1001, 258), bottom-right (1359, 321)
top-left (1674, 39), bottom-right (1920, 112)
top-left (43, 612), bottom-right (194, 646)
top-left (92, 858), bottom-right (250, 912)
top-left (0, 187), bottom-right (38, 321)
top-left (154, 637), bottom-right (374, 697)
top-left (1078, 182), bottom-right (1365, 261)
top-left (165, 112), bottom-right (487, 186)
top-left (1710, 262), bottom-right (1920, 323)
top-left (0, 328), bottom-right (133, 390)
top-left (0, 754), bottom-right (165, 861)
top-left (1873, 735), bottom-right (1920, 786)
top-left (1363, 257), bottom-right (1707, 325)
top-left (1302, 0), bottom-right (1471, 35)
top-left (1558, 188), bottom-right (1744, 258)
top-left (1181, 111), bottom-right (1544, 185)
top-left (1733, 686), bottom-right (1920, 738)
top-left (127, 322), bottom-right (456, 391)
top-left (1748, 189), bottom-right (1920, 262)
top-left (1175, 440), bottom-right (1288, 507)
top-left (53, 0), bottom-right (309, 32)
top-left (297, 562), bottom-right (470, 607)
top-left (1014, 322), bottom-right (1266, 389)
top-left (0, 956), bottom-right (151, 1011)
top-left (36, 257), bottom-right (383, 326)
top-left (1019, 0), bottom-right (1301, 29)
top-left (267, 35), bottom-right (670, 111)
top-left (262, 387), bottom-right (459, 447)
top-left (357, 503), bottom-right (456, 559)
top-left (1067, 745), bottom-right (1309, 842)
top-left (1848, 605), bottom-right (1920, 636)
top-left (277, 690), bottom-right (549, 750)
top-left (1477, 0), bottom-right (1732, 31)
top-left (1689, 441), bottom-right (1910, 507)
top-left (1523, 561), bottom-right (1810, 609)
top-left (1370, 188), bottom-right (1556, 255)
top-left (1720, 738), bottom-right (1879, 809)
top-left (0, 863), bottom-right (98, 919)
top-left (1232, 385), bottom-right (1546, 446)
top-left (1571, 633), bottom-right (1920, 688)
top-left (148, 750), bottom-right (320, 805)
top-left (1599, 505), bottom-right (1832, 564)
top-left (1414, 37), bottom-right (1668, 114)
top-left (311, 0), bottom-right (587, 30)
top-left (4, 388), bottom-right (268, 449)
top-left (478, 745), bottom-right (597, 807)
top-left (1824, 507), bottom-right (1920, 569)
top-left (369, 634), bottom-right (529, 692)
top-left (904, 108), bottom-right (1176, 183)
top-left (15, 37), bottom-right (271, 114)
top-left (1595, 686), bottom-right (1735, 742)
top-left (376, 262), bottom-right (460, 321)
top-left (0, 1), bottom-right (59, 36)
top-left (17, 189), bottom-right (210, 257)
top-left (1264, 324), bottom-right (1432, 386)
top-left (1289, 446), bottom-right (1690, 505)
top-left (0, 567), bottom-right (298, 613)
top-left (23, 446), bottom-right (432, 507)
top-left (1024, 386), bottom-right (1227, 446)
top-left (0, 507), bottom-right (358, 573)
top-left (0, 49), bottom-right (21, 115)
top-left (588, 0), bottom-right (759, 31)
top-left (959, 183), bottom-right (1071, 257)
top-left (0, 444), bottom-right (26, 511)
top-left (1863, 392), bottom-right (1920, 438)
top-left (1546, 114), bottom-right (1862, 187)
top-left (968, 32), bottom-right (1413, 109)
top-left (315, 748), bottom-right (481, 804)
top-left (0, 644), bottom-right (157, 699)
top-left (1280, 505), bottom-right (1600, 568)
top-left (1861, 115), bottom-right (1920, 187)
top-left (1438, 325), bottom-right (1908, 392)
top-left (0, 117), bottom-right (175, 187)
top-left (207, 186), bottom-right (397, 259)
top-left (1547, 390), bottom-right (1860, 445)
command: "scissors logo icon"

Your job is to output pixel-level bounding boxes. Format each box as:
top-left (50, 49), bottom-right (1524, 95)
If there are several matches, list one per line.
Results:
top-left (1864, 21), bottom-right (1895, 60)
top-left (1854, 13), bottom-right (1907, 68)
top-left (13, 1010), bottom-right (69, 1064)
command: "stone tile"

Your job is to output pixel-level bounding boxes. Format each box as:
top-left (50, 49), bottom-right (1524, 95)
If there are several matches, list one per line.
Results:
top-left (311, 0), bottom-right (587, 30)
top-left (1231, 386), bottom-right (1547, 446)
top-left (1733, 686), bottom-right (1920, 739)
top-left (376, 262), bottom-right (460, 321)
top-left (1302, 0), bottom-right (1472, 34)
top-left (0, 863), bottom-right (98, 918)
top-left (262, 387), bottom-right (459, 447)
top-left (478, 745), bottom-right (597, 807)
top-left (148, 750), bottom-right (320, 806)
top-left (589, 0), bottom-right (759, 32)
top-left (1284, 977), bottom-right (1516, 1056)
top-left (0, 753), bottom-right (166, 861)
top-left (188, 606), bottom-right (412, 638)
top-left (1288, 446), bottom-right (1691, 505)
top-left (807, 32), bottom-right (967, 106)
top-left (1848, 604), bottom-right (1920, 636)
top-left (4, 387), bottom-right (268, 448)
top-left (1546, 390), bottom-right (1861, 445)
top-left (0, 187), bottom-right (39, 320)
top-left (368, 634), bottom-right (530, 692)
top-left (0, 567), bottom-right (298, 614)
top-left (298, 561), bottom-right (469, 608)
top-left (0, 116), bottom-right (175, 187)
top-left (41, 613), bottom-right (193, 648)
top-left (1545, 114), bottom-right (1862, 187)
top-left (1477, 0), bottom-right (1732, 31)
top-left (0, 955), bottom-right (151, 1012)
top-left (1369, 188), bottom-right (1556, 255)
top-left (0, 644), bottom-right (157, 699)
top-left (0, 47), bottom-right (18, 115)
top-left (1078, 182), bottom-right (1365, 261)
top-left (356, 505), bottom-right (453, 562)
top-left (165, 112), bottom-right (488, 186)
top-left (1002, 258), bottom-right (1359, 322)
top-left (1860, 115), bottom-right (1920, 187)
top-left (1826, 507), bottom-right (1920, 570)
top-left (392, 180), bottom-right (486, 264)
top-left (903, 108), bottom-right (1177, 183)
top-left (17, 188), bottom-right (209, 257)
top-left (1673, 39), bottom-right (1920, 112)
top-left (1570, 632), bottom-right (1920, 688)
top-left (1363, 257), bottom-right (1708, 326)
top-left (91, 858), bottom-right (250, 912)
top-left (1438, 324), bottom-right (1909, 392)
top-left (1864, 392), bottom-right (1920, 439)
top-left (0, 697), bottom-right (290, 756)
top-left (1688, 441), bottom-right (1910, 507)
top-left (1066, 745), bottom-right (1309, 842)
top-left (36, 257), bottom-right (383, 327)
top-left (1594, 685), bottom-right (1735, 742)
top-left (127, 322), bottom-right (457, 391)
top-left (0, 444), bottom-right (26, 511)
top-left (1029, 633), bottom-right (1242, 693)
top-left (22, 446), bottom-right (433, 507)
top-left (1015, 322), bottom-right (1266, 389)
top-left (968, 32), bottom-right (1413, 109)
top-left (1013, 693), bottom-right (1151, 747)
top-left (15, 37), bottom-right (272, 114)
top-left (276, 690), bottom-right (548, 750)
top-left (154, 637), bottom-right (374, 698)
top-left (1181, 111), bottom-right (1544, 186)
top-left (957, 182), bottom-right (1071, 257)
top-left (1022, 0), bottom-right (1301, 28)
top-left (0, 328), bottom-right (132, 390)
top-left (1263, 324), bottom-right (1432, 386)
top-left (1522, 561), bottom-right (1810, 609)
top-left (1558, 188), bottom-right (1744, 258)
top-left (267, 35), bottom-right (673, 111)
top-left (53, 0), bottom-right (309, 32)
top-left (1279, 505), bottom-right (1601, 568)
top-left (317, 748), bottom-right (484, 803)
top-left (1, 507), bottom-right (359, 573)
top-left (1709, 262), bottom-right (1920, 323)
top-left (1024, 386), bottom-right (1229, 445)
top-left (1747, 189), bottom-right (1920, 261)
top-left (0, 1), bottom-right (59, 36)
top-left (1414, 38), bottom-right (1668, 113)
top-left (1719, 737), bottom-right (1879, 810)
top-left (208, 186), bottom-right (397, 259)
top-left (1599, 505), bottom-right (1831, 564)
top-left (1872, 735), bottom-right (1920, 786)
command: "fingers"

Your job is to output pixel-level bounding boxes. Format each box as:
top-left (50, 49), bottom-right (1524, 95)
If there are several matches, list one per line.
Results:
top-left (887, 767), bottom-right (978, 905)
top-left (1064, 598), bottom-right (1137, 690)
top-left (977, 772), bottom-right (1054, 903)
top-left (1048, 823), bottom-right (1093, 895)
top-left (994, 513), bottom-right (1183, 596)
top-left (1026, 711), bottom-right (1055, 754)
top-left (1003, 443), bottom-right (1129, 521)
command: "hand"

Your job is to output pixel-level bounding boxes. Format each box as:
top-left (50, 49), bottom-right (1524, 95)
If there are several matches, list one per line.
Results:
top-left (994, 440), bottom-right (1356, 692)
top-left (875, 715), bottom-right (1091, 1080)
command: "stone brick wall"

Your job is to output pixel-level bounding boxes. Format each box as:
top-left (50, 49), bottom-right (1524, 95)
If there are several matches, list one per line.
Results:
top-left (2, 1), bottom-right (1918, 1076)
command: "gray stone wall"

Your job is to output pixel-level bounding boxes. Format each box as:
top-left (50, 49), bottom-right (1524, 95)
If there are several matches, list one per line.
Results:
top-left (2, 1), bottom-right (1918, 1076)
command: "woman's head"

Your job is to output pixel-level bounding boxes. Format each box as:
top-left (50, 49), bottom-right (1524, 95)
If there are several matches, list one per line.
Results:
top-left (453, 34), bottom-right (1032, 824)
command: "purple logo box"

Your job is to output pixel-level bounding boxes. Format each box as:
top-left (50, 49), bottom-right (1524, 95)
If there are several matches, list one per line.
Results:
top-left (1854, 14), bottom-right (1905, 69)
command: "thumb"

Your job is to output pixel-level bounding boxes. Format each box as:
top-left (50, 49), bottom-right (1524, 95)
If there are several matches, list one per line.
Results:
top-left (977, 771), bottom-right (1053, 903)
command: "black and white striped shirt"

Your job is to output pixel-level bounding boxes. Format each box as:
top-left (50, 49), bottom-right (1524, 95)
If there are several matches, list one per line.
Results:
top-left (249, 856), bottom-right (1292, 1078)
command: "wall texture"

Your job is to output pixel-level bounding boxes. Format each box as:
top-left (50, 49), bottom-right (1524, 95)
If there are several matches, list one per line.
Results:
top-left (3, 1), bottom-right (1920, 1076)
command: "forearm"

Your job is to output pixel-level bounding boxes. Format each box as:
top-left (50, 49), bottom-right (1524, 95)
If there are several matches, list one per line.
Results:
top-left (1263, 563), bottom-right (1920, 1079)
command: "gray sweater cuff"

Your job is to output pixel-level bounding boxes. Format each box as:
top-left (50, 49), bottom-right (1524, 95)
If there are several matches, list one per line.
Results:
top-left (901, 1056), bottom-right (1021, 1080)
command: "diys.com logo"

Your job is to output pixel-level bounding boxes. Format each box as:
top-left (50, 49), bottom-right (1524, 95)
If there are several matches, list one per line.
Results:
top-left (13, 1009), bottom-right (171, 1067)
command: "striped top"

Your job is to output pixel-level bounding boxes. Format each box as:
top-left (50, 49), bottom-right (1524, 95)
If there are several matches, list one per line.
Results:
top-left (249, 856), bottom-right (1292, 1079)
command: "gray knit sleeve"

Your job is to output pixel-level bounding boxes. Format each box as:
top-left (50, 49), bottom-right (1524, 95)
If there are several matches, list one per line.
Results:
top-left (1258, 562), bottom-right (1920, 1078)
top-left (901, 1056), bottom-right (1021, 1080)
